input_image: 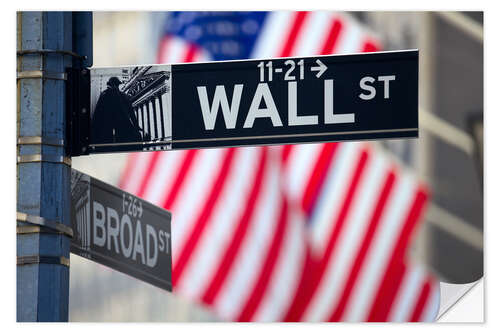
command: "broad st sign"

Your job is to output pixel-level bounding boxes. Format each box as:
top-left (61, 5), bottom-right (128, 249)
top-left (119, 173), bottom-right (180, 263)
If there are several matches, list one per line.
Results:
top-left (81, 50), bottom-right (418, 154)
top-left (70, 169), bottom-right (172, 291)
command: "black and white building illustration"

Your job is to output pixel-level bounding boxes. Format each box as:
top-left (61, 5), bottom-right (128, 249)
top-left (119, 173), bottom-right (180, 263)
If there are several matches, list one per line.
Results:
top-left (70, 170), bottom-right (91, 259)
top-left (90, 65), bottom-right (172, 151)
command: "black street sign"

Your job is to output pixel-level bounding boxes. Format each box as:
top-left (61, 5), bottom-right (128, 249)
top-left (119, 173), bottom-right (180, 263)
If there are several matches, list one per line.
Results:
top-left (70, 169), bottom-right (172, 292)
top-left (79, 50), bottom-right (418, 154)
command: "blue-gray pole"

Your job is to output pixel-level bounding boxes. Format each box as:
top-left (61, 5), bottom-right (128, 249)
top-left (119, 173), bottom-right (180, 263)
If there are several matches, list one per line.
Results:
top-left (17, 12), bottom-right (73, 321)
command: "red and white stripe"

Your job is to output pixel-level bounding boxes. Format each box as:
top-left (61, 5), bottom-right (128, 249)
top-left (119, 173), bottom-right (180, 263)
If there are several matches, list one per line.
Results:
top-left (119, 11), bottom-right (440, 322)
top-left (210, 148), bottom-right (291, 320)
top-left (342, 173), bottom-right (419, 321)
top-left (303, 144), bottom-right (389, 321)
top-left (157, 35), bottom-right (211, 64)
top-left (176, 148), bottom-right (262, 299)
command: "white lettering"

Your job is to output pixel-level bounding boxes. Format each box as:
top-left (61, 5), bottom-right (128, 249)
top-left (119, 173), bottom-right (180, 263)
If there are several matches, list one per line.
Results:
top-left (164, 232), bottom-right (170, 255)
top-left (359, 76), bottom-right (376, 100)
top-left (93, 201), bottom-right (106, 247)
top-left (146, 224), bottom-right (158, 268)
top-left (244, 83), bottom-right (283, 128)
top-left (325, 79), bottom-right (355, 124)
top-left (120, 214), bottom-right (133, 258)
top-left (106, 207), bottom-right (120, 254)
top-left (158, 230), bottom-right (165, 252)
top-left (288, 81), bottom-right (318, 126)
top-left (378, 75), bottom-right (396, 99)
top-left (197, 84), bottom-right (243, 130)
top-left (132, 220), bottom-right (145, 264)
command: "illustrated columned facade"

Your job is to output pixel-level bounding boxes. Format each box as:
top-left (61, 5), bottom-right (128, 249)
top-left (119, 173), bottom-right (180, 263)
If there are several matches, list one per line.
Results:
top-left (122, 66), bottom-right (171, 145)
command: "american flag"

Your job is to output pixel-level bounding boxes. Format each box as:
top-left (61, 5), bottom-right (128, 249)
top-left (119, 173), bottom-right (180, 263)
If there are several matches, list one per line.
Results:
top-left (119, 11), bottom-right (440, 322)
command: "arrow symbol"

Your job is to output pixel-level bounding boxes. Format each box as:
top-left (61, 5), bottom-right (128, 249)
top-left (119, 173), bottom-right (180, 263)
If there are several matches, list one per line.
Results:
top-left (310, 59), bottom-right (327, 78)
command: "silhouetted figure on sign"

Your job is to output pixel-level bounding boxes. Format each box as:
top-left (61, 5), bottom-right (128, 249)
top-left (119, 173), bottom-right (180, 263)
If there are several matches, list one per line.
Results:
top-left (91, 77), bottom-right (143, 144)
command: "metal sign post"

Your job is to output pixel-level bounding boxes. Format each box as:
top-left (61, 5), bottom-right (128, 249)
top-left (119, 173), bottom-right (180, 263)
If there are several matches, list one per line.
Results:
top-left (16, 11), bottom-right (92, 322)
top-left (70, 50), bottom-right (418, 155)
top-left (16, 12), bottom-right (73, 322)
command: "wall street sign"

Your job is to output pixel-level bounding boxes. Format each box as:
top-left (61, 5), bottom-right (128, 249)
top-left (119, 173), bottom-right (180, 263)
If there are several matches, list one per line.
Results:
top-left (76, 50), bottom-right (418, 154)
top-left (70, 169), bottom-right (172, 291)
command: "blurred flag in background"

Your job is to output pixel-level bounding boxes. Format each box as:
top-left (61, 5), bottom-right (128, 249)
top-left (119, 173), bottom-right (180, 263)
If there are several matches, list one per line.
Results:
top-left (119, 11), bottom-right (440, 322)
